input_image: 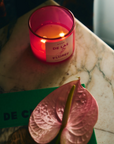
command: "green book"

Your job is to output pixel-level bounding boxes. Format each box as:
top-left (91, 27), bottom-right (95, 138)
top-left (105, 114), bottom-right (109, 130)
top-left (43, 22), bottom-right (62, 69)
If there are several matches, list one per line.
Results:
top-left (0, 84), bottom-right (97, 144)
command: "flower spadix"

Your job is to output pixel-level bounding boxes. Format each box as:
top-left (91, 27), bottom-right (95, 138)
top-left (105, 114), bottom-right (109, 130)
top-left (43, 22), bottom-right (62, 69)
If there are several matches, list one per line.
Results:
top-left (28, 79), bottom-right (98, 144)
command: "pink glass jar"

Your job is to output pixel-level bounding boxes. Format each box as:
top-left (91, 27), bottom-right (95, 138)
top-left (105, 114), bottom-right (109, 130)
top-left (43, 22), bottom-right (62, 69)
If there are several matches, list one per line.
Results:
top-left (28, 5), bottom-right (75, 63)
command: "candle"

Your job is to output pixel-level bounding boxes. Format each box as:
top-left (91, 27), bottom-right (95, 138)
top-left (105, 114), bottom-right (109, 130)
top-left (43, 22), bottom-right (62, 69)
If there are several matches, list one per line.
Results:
top-left (28, 5), bottom-right (75, 63)
top-left (33, 24), bottom-right (69, 61)
top-left (36, 24), bottom-right (69, 38)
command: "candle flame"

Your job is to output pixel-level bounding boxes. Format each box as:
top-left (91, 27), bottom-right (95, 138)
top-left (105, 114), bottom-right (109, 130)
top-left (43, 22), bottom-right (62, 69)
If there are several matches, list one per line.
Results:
top-left (41, 39), bottom-right (46, 43)
top-left (59, 32), bottom-right (65, 37)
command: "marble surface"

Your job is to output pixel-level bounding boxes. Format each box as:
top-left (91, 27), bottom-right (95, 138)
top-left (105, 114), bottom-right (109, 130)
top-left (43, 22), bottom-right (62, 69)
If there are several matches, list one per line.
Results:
top-left (0, 0), bottom-right (114, 143)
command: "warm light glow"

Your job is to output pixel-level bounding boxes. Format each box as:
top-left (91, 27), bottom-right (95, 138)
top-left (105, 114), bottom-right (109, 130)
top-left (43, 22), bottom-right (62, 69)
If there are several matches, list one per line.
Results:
top-left (36, 24), bottom-right (68, 38)
top-left (59, 32), bottom-right (65, 37)
top-left (41, 39), bottom-right (46, 43)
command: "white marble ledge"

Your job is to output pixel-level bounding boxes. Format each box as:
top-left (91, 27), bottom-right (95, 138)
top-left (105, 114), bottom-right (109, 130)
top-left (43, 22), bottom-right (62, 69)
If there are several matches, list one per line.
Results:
top-left (0, 0), bottom-right (114, 144)
top-left (95, 128), bottom-right (114, 144)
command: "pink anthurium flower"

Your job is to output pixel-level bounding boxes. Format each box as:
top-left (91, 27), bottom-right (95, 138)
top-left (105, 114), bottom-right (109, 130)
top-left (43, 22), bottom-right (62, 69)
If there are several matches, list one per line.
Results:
top-left (28, 79), bottom-right (98, 144)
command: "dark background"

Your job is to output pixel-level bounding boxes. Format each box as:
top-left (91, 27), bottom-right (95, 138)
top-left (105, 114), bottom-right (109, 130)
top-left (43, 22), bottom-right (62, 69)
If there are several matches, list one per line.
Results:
top-left (0, 0), bottom-right (94, 31)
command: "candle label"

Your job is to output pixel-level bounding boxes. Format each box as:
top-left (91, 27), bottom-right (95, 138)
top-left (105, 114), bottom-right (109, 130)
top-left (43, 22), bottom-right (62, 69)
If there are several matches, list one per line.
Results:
top-left (46, 33), bottom-right (73, 62)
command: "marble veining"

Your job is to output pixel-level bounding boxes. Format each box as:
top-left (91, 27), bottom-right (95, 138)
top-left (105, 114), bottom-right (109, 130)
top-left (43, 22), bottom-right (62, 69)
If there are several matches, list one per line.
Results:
top-left (0, 0), bottom-right (114, 144)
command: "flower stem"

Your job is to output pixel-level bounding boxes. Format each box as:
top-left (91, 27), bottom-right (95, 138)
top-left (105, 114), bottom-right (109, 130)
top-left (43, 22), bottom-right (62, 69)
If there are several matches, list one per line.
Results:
top-left (55, 85), bottom-right (76, 144)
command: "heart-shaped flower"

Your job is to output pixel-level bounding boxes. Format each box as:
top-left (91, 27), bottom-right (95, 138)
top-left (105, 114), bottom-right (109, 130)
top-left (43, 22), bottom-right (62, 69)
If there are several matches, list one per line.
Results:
top-left (28, 79), bottom-right (98, 144)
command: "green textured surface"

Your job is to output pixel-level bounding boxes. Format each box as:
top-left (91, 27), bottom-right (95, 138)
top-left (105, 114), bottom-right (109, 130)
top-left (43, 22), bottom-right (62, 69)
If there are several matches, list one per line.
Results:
top-left (0, 84), bottom-right (97, 144)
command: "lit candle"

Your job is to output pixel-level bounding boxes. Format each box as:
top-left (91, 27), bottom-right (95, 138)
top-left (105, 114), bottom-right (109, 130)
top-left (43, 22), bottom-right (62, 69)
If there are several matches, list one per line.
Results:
top-left (29, 5), bottom-right (75, 63)
top-left (36, 24), bottom-right (69, 39)
top-left (34, 24), bottom-right (72, 62)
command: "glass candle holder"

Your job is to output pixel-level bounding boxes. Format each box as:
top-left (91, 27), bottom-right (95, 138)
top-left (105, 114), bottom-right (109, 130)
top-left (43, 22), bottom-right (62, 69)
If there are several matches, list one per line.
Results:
top-left (28, 5), bottom-right (75, 63)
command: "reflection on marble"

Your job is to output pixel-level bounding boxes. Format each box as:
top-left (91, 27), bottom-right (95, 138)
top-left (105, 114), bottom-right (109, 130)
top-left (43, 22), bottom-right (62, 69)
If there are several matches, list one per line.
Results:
top-left (0, 0), bottom-right (114, 144)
